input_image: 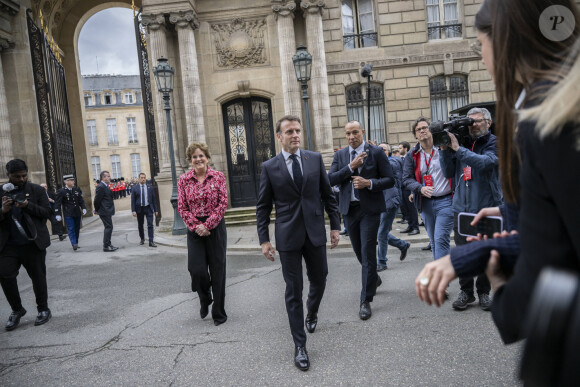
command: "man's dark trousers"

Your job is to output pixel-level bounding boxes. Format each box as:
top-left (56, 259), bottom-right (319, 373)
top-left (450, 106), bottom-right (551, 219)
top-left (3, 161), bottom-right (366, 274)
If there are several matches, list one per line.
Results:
top-left (453, 214), bottom-right (490, 294)
top-left (136, 206), bottom-right (154, 241)
top-left (344, 203), bottom-right (380, 302)
top-left (278, 231), bottom-right (328, 347)
top-left (401, 187), bottom-right (418, 229)
top-left (0, 244), bottom-right (48, 312)
top-left (100, 215), bottom-right (113, 247)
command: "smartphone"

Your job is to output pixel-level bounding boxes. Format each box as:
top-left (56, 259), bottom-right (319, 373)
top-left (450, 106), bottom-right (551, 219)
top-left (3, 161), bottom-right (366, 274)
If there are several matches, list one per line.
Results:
top-left (458, 212), bottom-right (503, 238)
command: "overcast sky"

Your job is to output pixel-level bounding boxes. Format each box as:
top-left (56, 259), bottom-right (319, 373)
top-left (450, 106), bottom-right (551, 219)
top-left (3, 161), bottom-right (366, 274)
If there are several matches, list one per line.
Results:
top-left (78, 8), bottom-right (139, 75)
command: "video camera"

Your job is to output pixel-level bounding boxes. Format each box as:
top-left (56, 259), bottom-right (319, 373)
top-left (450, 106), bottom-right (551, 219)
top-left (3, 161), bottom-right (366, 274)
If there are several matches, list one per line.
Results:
top-left (9, 192), bottom-right (26, 204)
top-left (429, 114), bottom-right (475, 148)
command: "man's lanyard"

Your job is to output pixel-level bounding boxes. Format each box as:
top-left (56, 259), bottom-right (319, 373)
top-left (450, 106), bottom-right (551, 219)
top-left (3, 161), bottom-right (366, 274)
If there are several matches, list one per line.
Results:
top-left (423, 149), bottom-right (434, 175)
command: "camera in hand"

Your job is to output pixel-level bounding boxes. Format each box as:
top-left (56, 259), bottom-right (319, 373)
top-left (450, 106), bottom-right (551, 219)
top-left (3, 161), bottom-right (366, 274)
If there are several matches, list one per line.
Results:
top-left (429, 115), bottom-right (475, 147)
top-left (10, 192), bottom-right (26, 204)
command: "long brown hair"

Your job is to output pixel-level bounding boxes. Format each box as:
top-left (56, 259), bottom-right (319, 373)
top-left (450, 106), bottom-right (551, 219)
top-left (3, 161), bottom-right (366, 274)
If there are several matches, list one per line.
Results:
top-left (475, 0), bottom-right (580, 202)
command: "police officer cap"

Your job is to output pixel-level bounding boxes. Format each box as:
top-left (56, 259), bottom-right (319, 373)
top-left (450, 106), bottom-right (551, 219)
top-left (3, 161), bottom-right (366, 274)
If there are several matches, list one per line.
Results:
top-left (63, 174), bottom-right (75, 181)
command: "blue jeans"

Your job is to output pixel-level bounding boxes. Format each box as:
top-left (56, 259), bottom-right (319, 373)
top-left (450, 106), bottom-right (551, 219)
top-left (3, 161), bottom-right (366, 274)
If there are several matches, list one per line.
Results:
top-left (64, 216), bottom-right (82, 246)
top-left (420, 195), bottom-right (454, 260)
top-left (377, 207), bottom-right (408, 264)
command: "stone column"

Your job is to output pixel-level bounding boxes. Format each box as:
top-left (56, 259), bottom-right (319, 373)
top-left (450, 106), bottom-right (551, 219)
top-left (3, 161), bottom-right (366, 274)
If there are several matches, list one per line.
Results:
top-left (141, 13), bottom-right (172, 174)
top-left (301, 1), bottom-right (334, 163)
top-left (272, 1), bottom-right (301, 116)
top-left (0, 40), bottom-right (13, 179)
top-left (170, 11), bottom-right (206, 145)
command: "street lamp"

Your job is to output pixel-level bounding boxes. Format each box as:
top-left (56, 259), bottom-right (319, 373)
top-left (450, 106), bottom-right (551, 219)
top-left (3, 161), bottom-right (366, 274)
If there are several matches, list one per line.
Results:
top-left (153, 57), bottom-right (187, 235)
top-left (292, 45), bottom-right (314, 150)
top-left (360, 63), bottom-right (373, 142)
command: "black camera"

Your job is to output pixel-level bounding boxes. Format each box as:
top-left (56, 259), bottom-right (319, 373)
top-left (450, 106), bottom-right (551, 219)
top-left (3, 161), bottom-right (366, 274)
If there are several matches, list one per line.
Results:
top-left (429, 115), bottom-right (475, 148)
top-left (519, 268), bottom-right (580, 386)
top-left (10, 192), bottom-right (26, 203)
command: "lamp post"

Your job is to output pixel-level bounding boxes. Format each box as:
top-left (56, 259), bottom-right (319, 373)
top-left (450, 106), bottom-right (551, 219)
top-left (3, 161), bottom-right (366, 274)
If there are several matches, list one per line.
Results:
top-left (292, 45), bottom-right (314, 150)
top-left (360, 63), bottom-right (373, 142)
top-left (153, 57), bottom-right (187, 235)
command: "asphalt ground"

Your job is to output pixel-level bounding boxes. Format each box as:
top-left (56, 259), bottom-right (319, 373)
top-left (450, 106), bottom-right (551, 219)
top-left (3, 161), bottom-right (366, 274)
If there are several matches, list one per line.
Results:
top-left (0, 208), bottom-right (522, 386)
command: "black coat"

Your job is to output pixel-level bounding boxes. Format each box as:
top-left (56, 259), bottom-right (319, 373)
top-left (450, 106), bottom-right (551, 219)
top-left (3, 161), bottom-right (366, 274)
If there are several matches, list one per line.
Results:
top-left (0, 181), bottom-right (52, 251)
top-left (54, 186), bottom-right (87, 217)
top-left (93, 182), bottom-right (115, 216)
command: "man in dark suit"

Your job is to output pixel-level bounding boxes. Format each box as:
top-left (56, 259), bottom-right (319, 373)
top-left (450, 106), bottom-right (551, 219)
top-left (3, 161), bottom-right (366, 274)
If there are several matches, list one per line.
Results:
top-left (131, 173), bottom-right (158, 247)
top-left (0, 159), bottom-right (53, 330)
top-left (93, 170), bottom-right (118, 252)
top-left (329, 121), bottom-right (394, 320)
top-left (256, 115), bottom-right (340, 371)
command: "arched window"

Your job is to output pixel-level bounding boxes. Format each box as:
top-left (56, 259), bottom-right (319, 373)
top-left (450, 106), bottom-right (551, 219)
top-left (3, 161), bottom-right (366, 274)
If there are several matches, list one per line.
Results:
top-left (429, 75), bottom-right (468, 122)
top-left (346, 82), bottom-right (386, 143)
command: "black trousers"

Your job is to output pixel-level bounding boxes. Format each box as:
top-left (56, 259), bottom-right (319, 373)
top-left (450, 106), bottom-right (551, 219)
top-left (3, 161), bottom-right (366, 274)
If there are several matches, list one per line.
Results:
top-left (49, 215), bottom-right (63, 236)
top-left (279, 235), bottom-right (328, 347)
top-left (100, 215), bottom-right (113, 247)
top-left (345, 204), bottom-right (381, 302)
top-left (402, 188), bottom-right (419, 230)
top-left (136, 206), bottom-right (154, 242)
top-left (187, 218), bottom-right (227, 324)
top-left (0, 244), bottom-right (49, 312)
top-left (453, 213), bottom-right (491, 295)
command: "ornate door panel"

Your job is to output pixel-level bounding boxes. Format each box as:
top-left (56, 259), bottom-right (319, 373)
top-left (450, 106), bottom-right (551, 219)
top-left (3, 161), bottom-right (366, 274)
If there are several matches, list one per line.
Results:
top-left (223, 98), bottom-right (275, 207)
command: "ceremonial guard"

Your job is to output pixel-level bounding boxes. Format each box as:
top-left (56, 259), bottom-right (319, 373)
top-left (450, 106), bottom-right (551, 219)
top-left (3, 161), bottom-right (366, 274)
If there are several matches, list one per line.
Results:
top-left (54, 175), bottom-right (87, 251)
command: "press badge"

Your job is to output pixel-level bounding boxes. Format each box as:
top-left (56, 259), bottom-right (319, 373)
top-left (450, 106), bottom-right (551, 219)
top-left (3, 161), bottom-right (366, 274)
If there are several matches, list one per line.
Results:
top-left (423, 175), bottom-right (433, 187)
top-left (463, 167), bottom-right (472, 181)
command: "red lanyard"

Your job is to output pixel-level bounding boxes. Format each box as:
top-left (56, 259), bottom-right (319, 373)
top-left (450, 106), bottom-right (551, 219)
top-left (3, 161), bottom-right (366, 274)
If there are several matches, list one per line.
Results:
top-left (470, 142), bottom-right (476, 152)
top-left (423, 149), bottom-right (435, 175)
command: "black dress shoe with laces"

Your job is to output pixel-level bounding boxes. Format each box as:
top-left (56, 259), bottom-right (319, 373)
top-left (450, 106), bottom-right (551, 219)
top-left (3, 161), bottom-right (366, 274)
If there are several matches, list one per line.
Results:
top-left (149, 242), bottom-right (157, 247)
top-left (294, 346), bottom-right (310, 371)
top-left (200, 299), bottom-right (213, 319)
top-left (400, 227), bottom-right (413, 233)
top-left (305, 313), bottom-right (318, 333)
top-left (59, 235), bottom-right (67, 241)
top-left (408, 228), bottom-right (420, 235)
top-left (73, 244), bottom-right (78, 251)
top-left (140, 239), bottom-right (145, 245)
top-left (400, 242), bottom-right (411, 261)
top-left (5, 308), bottom-right (26, 331)
top-left (422, 243), bottom-right (432, 251)
top-left (359, 301), bottom-right (372, 320)
top-left (103, 245), bottom-right (119, 252)
top-left (34, 309), bottom-right (51, 326)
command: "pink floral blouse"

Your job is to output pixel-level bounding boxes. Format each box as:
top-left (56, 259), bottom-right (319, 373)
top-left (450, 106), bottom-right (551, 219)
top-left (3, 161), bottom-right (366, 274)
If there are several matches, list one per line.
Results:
top-left (178, 167), bottom-right (228, 231)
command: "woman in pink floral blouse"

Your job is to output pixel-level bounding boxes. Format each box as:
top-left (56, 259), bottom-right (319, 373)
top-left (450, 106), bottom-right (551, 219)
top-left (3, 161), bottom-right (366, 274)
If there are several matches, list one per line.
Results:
top-left (178, 142), bottom-right (228, 326)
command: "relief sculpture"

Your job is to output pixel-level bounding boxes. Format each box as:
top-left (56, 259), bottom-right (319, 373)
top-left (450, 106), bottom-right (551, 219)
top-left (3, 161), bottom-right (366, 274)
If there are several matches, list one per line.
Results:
top-left (212, 17), bottom-right (267, 69)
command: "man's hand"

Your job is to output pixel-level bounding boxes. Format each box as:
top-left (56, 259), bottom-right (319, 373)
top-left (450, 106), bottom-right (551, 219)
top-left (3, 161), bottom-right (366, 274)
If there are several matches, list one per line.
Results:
top-left (330, 230), bottom-right (340, 249)
top-left (471, 207), bottom-right (501, 226)
top-left (420, 186), bottom-right (434, 198)
top-left (132, 212), bottom-right (137, 217)
top-left (195, 224), bottom-right (210, 237)
top-left (261, 242), bottom-right (276, 261)
top-left (82, 209), bottom-right (87, 215)
top-left (367, 140), bottom-right (377, 146)
top-left (415, 254), bottom-right (457, 307)
top-left (486, 250), bottom-right (508, 292)
top-left (408, 193), bottom-right (414, 203)
top-left (349, 152), bottom-right (367, 170)
top-left (2, 196), bottom-right (13, 214)
top-left (447, 132), bottom-right (460, 151)
top-left (154, 212), bottom-right (158, 217)
top-left (14, 199), bottom-right (28, 208)
top-left (352, 176), bottom-right (371, 189)
top-left (48, 198), bottom-right (55, 203)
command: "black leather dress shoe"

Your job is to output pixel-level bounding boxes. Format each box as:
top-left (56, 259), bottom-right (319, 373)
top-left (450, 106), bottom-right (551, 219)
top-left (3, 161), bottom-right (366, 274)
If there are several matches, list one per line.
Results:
top-left (408, 228), bottom-right (420, 236)
top-left (400, 227), bottom-right (412, 233)
top-left (294, 346), bottom-right (310, 371)
top-left (422, 243), bottom-right (432, 251)
top-left (305, 313), bottom-right (318, 333)
top-left (200, 299), bottom-right (213, 319)
top-left (339, 230), bottom-right (348, 236)
top-left (396, 219), bottom-right (408, 224)
top-left (103, 245), bottom-right (119, 252)
top-left (73, 244), bottom-right (78, 251)
top-left (5, 308), bottom-right (26, 331)
top-left (140, 239), bottom-right (145, 245)
top-left (149, 242), bottom-right (157, 247)
top-left (400, 242), bottom-right (411, 261)
top-left (359, 301), bottom-right (372, 320)
top-left (376, 275), bottom-right (382, 289)
top-left (59, 235), bottom-right (67, 241)
top-left (34, 309), bottom-right (51, 326)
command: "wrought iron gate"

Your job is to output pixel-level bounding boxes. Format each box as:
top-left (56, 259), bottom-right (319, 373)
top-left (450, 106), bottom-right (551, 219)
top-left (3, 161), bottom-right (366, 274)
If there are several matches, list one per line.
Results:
top-left (27, 9), bottom-right (75, 192)
top-left (223, 97), bottom-right (275, 207)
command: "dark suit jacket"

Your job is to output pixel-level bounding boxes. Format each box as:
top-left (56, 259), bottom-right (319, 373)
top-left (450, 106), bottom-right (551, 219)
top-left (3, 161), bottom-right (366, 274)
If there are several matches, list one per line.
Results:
top-left (256, 150), bottom-right (340, 252)
top-left (130, 184), bottom-right (157, 213)
top-left (93, 182), bottom-right (115, 216)
top-left (0, 181), bottom-right (52, 251)
top-left (328, 143), bottom-right (394, 215)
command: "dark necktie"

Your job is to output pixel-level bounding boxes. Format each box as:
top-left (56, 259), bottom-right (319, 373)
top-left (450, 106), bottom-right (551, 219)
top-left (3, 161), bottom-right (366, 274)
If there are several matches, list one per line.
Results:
top-left (351, 150), bottom-right (360, 200)
top-left (290, 154), bottom-right (303, 192)
top-left (141, 185), bottom-right (145, 207)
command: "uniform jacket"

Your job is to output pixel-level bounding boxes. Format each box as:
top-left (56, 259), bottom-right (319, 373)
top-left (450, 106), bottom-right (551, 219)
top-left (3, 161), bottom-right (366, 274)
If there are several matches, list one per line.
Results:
top-left (94, 182), bottom-right (115, 216)
top-left (54, 186), bottom-right (87, 217)
top-left (131, 183), bottom-right (158, 213)
top-left (439, 132), bottom-right (503, 214)
top-left (256, 150), bottom-right (340, 252)
top-left (383, 157), bottom-right (402, 211)
top-left (328, 143), bottom-right (394, 215)
top-left (0, 181), bottom-right (52, 251)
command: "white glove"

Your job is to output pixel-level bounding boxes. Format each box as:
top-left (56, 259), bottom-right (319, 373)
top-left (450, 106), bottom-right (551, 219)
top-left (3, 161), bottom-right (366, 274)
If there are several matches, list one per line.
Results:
top-left (82, 209), bottom-right (87, 215)
top-left (55, 215), bottom-right (62, 221)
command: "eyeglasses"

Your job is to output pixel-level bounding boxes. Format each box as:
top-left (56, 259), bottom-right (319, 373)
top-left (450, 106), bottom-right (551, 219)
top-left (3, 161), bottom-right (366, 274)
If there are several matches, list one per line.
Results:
top-left (415, 126), bottom-right (429, 133)
top-left (472, 118), bottom-right (487, 123)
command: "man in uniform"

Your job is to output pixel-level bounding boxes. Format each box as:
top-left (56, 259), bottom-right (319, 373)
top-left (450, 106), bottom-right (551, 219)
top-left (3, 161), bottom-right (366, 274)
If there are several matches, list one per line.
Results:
top-left (54, 175), bottom-right (87, 251)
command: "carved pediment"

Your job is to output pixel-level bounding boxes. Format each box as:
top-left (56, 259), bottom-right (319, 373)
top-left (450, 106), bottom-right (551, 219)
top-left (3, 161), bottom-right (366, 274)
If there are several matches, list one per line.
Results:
top-left (211, 17), bottom-right (268, 69)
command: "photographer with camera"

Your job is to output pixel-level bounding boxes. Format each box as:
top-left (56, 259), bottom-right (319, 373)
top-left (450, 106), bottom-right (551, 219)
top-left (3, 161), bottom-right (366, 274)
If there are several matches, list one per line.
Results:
top-left (438, 108), bottom-right (503, 311)
top-left (0, 159), bottom-right (53, 331)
